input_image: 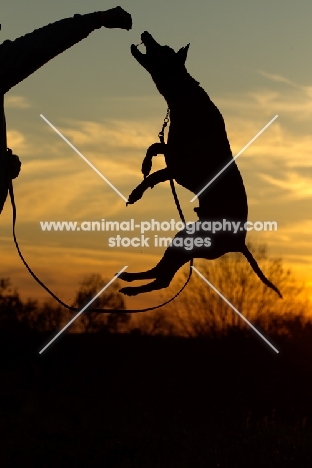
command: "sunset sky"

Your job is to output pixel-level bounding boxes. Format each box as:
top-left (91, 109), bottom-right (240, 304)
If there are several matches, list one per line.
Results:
top-left (1, 0), bottom-right (312, 310)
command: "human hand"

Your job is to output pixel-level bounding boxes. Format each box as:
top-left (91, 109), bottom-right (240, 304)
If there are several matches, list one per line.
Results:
top-left (100, 6), bottom-right (132, 30)
top-left (7, 148), bottom-right (21, 179)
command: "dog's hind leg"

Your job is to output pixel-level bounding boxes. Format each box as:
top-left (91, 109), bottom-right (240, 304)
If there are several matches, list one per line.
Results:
top-left (118, 268), bottom-right (159, 283)
top-left (119, 241), bottom-right (191, 296)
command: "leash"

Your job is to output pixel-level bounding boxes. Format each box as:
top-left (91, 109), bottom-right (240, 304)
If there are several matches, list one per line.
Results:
top-left (158, 108), bottom-right (193, 288)
top-left (9, 109), bottom-right (193, 314)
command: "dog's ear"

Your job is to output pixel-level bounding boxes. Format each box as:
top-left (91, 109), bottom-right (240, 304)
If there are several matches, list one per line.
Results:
top-left (177, 43), bottom-right (190, 64)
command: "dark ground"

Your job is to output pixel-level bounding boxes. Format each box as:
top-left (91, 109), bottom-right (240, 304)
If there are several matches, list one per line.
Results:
top-left (0, 327), bottom-right (311, 467)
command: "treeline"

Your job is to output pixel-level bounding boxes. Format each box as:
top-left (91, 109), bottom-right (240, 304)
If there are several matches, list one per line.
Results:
top-left (0, 274), bottom-right (130, 334)
top-left (0, 242), bottom-right (311, 339)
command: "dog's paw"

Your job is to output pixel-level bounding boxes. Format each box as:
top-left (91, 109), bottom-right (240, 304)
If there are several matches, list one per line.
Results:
top-left (127, 186), bottom-right (144, 205)
top-left (116, 272), bottom-right (135, 282)
top-left (141, 156), bottom-right (152, 178)
top-left (119, 287), bottom-right (139, 296)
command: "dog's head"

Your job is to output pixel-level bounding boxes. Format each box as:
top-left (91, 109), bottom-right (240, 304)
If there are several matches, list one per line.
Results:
top-left (131, 32), bottom-right (190, 92)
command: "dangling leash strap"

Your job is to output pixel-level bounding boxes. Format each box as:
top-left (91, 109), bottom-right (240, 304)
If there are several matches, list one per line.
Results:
top-left (159, 108), bottom-right (194, 276)
top-left (9, 109), bottom-right (192, 313)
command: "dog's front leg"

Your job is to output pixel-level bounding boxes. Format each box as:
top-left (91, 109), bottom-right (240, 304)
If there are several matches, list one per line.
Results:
top-left (142, 142), bottom-right (166, 178)
top-left (127, 167), bottom-right (170, 205)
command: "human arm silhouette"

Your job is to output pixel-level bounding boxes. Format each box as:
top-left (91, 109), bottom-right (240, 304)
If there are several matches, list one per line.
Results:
top-left (0, 7), bottom-right (132, 93)
top-left (0, 6), bottom-right (132, 214)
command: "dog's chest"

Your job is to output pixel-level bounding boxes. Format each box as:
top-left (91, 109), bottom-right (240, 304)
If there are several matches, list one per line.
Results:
top-left (165, 115), bottom-right (231, 172)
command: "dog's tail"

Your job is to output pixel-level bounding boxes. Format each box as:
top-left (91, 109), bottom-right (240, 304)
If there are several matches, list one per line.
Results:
top-left (241, 245), bottom-right (282, 298)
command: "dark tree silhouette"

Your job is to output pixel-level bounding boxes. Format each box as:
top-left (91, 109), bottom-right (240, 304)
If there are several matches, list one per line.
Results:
top-left (129, 241), bottom-right (309, 338)
top-left (0, 273), bottom-right (130, 334)
top-left (19, 300), bottom-right (68, 333)
top-left (71, 273), bottom-right (129, 333)
top-left (0, 277), bottom-right (23, 330)
top-left (1, 242), bottom-right (309, 338)
top-left (158, 241), bottom-right (310, 338)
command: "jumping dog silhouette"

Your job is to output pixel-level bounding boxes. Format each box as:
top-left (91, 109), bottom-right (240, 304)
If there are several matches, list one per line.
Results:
top-left (118, 31), bottom-right (282, 298)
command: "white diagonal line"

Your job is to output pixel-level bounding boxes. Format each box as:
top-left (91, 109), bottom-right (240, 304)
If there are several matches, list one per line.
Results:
top-left (191, 266), bottom-right (279, 353)
top-left (190, 115), bottom-right (278, 202)
top-left (40, 114), bottom-right (128, 202)
top-left (39, 266), bottom-right (128, 354)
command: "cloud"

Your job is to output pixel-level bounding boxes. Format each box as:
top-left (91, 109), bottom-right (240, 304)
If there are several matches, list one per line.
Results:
top-left (212, 76), bottom-right (312, 181)
top-left (4, 108), bottom-right (311, 225)
top-left (255, 220), bottom-right (312, 284)
top-left (257, 70), bottom-right (299, 88)
top-left (1, 115), bottom-right (175, 233)
top-left (225, 71), bottom-right (312, 124)
top-left (260, 172), bottom-right (312, 199)
top-left (5, 95), bottom-right (31, 108)
top-left (215, 70), bottom-right (312, 136)
top-left (7, 129), bottom-right (30, 154)
top-left (7, 92), bottom-right (312, 217)
top-left (58, 118), bottom-right (158, 153)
